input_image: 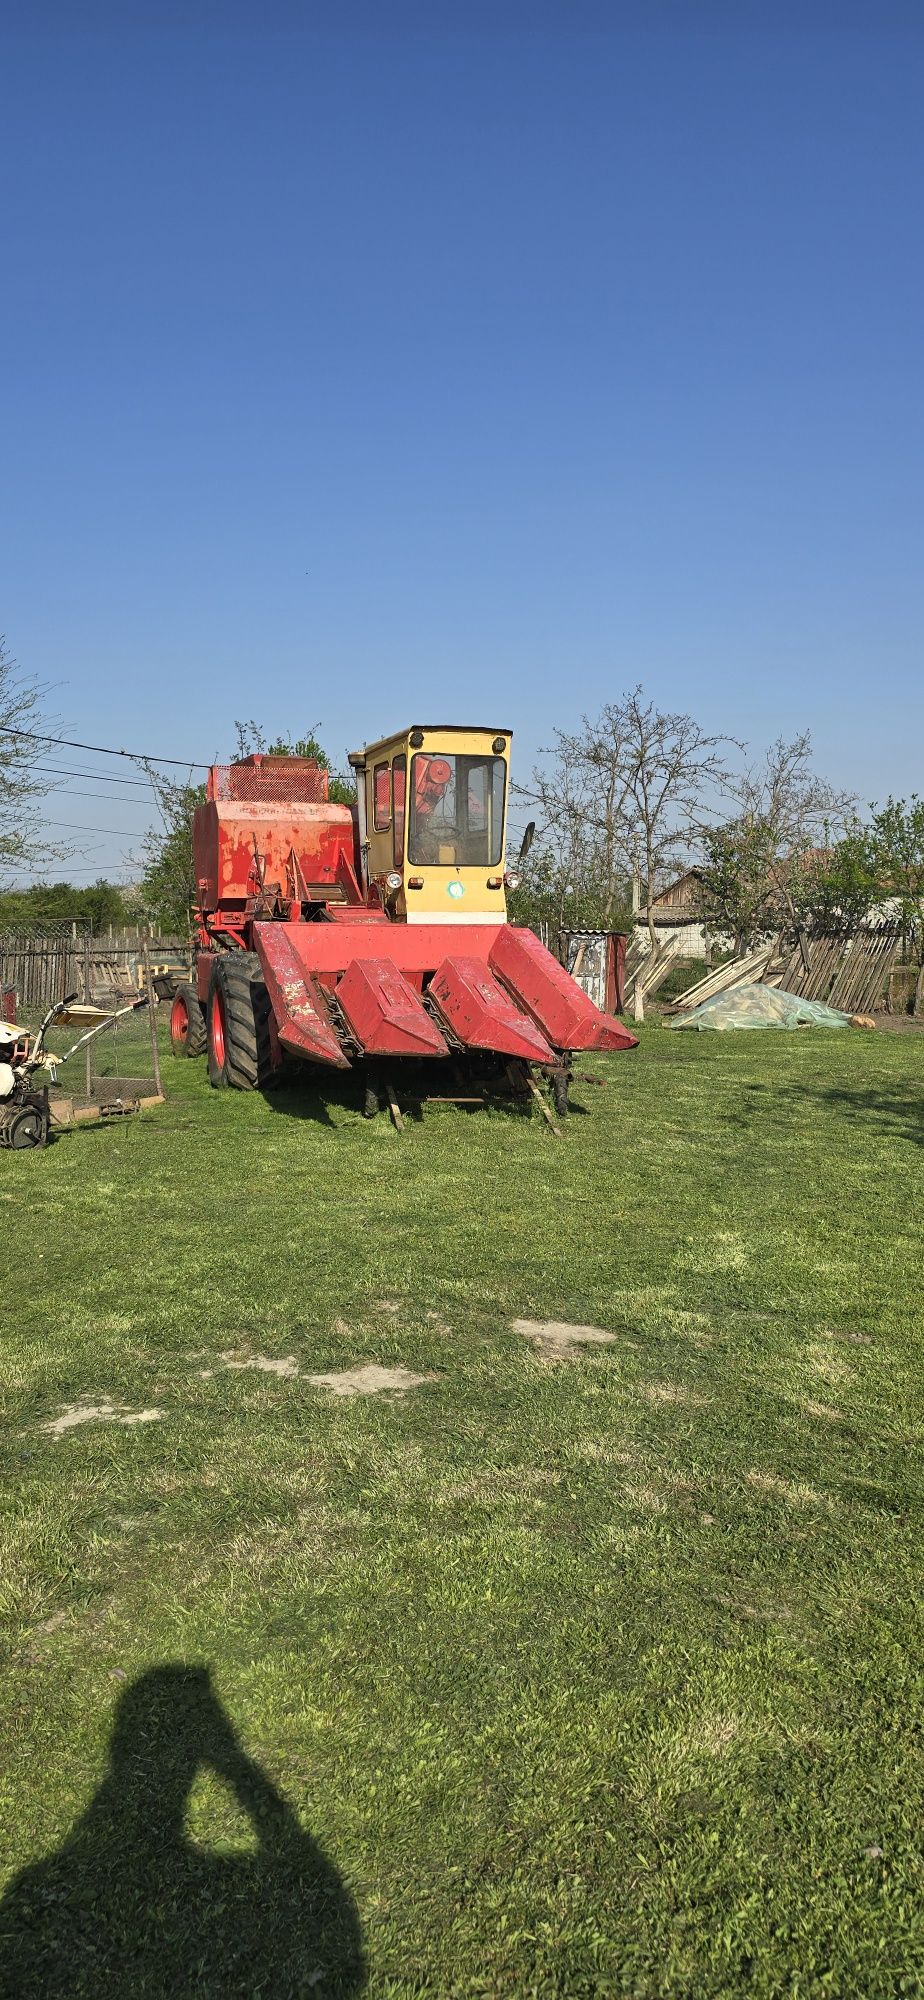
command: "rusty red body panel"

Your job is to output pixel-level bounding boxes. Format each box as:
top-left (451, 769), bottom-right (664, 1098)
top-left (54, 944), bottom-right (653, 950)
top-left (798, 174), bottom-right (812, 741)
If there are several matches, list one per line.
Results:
top-left (336, 958), bottom-right (449, 1058)
top-left (255, 924), bottom-right (349, 1067)
top-left (488, 926), bottom-right (638, 1053)
top-left (193, 799), bottom-right (355, 915)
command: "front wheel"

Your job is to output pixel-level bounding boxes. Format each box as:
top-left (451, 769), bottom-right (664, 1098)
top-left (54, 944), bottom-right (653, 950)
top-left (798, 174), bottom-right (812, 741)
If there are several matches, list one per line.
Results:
top-left (170, 981), bottom-right (207, 1058)
top-left (207, 954), bottom-right (276, 1091)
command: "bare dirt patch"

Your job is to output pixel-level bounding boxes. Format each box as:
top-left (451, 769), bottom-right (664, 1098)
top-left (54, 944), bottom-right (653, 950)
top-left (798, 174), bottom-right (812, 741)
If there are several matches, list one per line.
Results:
top-left (307, 1364), bottom-right (434, 1397)
top-left (869, 1011), bottom-right (924, 1035)
top-left (37, 1610), bottom-right (68, 1635)
top-left (220, 1353), bottom-right (299, 1379)
top-left (42, 1400), bottom-right (164, 1437)
top-left (512, 1318), bottom-right (616, 1362)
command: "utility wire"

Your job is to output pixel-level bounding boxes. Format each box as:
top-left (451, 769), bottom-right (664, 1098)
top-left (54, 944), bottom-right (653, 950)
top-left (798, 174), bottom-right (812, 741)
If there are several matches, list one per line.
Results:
top-left (25, 761), bottom-right (161, 787)
top-left (36, 819), bottom-right (143, 836)
top-left (3, 726), bottom-right (209, 768)
top-left (5, 865), bottom-right (139, 879)
top-left (37, 788), bottom-right (156, 806)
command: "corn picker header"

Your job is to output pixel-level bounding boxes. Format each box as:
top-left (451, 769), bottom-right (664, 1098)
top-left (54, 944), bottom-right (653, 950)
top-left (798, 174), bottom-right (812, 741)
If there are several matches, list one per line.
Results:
top-left (171, 724), bottom-right (637, 1116)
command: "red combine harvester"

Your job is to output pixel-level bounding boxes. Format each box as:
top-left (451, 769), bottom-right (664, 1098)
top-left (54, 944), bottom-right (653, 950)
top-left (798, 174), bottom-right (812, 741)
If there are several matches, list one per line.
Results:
top-left (171, 724), bottom-right (637, 1120)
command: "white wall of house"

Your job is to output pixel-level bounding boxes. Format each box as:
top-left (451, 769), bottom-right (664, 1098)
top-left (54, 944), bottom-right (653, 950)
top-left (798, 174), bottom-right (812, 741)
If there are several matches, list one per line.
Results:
top-left (633, 922), bottom-right (711, 958)
top-left (633, 921), bottom-right (739, 959)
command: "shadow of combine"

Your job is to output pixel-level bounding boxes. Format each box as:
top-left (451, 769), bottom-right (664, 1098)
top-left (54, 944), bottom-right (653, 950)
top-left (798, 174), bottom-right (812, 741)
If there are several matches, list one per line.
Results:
top-left (0, 1664), bottom-right (365, 1998)
top-left (773, 1081), bottom-right (924, 1150)
top-left (262, 1056), bottom-right (567, 1129)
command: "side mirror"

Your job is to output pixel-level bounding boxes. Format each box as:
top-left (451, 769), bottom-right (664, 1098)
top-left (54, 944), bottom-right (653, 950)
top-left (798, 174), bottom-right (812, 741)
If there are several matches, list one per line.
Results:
top-left (518, 821), bottom-right (536, 864)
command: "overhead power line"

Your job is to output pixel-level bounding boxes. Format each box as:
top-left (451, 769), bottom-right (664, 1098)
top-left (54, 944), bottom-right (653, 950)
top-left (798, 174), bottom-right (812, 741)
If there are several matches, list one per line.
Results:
top-left (27, 761), bottom-right (160, 787)
top-left (5, 865), bottom-right (139, 880)
top-left (3, 726), bottom-right (208, 768)
top-left (38, 787), bottom-right (155, 806)
top-left (37, 818), bottom-right (143, 836)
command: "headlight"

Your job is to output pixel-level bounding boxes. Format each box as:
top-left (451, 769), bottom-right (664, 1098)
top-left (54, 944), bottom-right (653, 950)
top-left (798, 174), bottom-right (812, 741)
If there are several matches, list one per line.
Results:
top-left (385, 871), bottom-right (402, 892)
top-left (504, 871), bottom-right (521, 891)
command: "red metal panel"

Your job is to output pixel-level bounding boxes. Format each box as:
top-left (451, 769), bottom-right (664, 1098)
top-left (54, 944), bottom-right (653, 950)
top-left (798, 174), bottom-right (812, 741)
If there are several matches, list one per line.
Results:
top-left (254, 925), bottom-right (350, 1067)
top-left (428, 955), bottom-right (555, 1061)
top-left (193, 800), bottom-right (356, 913)
top-left (251, 920), bottom-right (638, 1060)
top-left (336, 958), bottom-right (449, 1057)
top-left (489, 926), bottom-right (638, 1052)
top-left (253, 921), bottom-right (507, 988)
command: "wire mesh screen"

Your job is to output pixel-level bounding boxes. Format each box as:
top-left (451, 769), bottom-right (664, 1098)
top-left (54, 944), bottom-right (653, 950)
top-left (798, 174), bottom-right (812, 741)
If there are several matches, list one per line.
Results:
top-left (209, 759), bottom-right (328, 803)
top-left (40, 1003), bottom-right (161, 1107)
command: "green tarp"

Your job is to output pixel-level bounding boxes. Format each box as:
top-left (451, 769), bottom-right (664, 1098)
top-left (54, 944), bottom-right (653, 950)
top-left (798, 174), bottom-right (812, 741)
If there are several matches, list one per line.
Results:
top-left (671, 983), bottom-right (858, 1031)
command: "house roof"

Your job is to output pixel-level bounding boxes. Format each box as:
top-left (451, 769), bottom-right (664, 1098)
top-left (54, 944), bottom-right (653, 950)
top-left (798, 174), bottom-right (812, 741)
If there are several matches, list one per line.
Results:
top-left (650, 868), bottom-right (705, 907)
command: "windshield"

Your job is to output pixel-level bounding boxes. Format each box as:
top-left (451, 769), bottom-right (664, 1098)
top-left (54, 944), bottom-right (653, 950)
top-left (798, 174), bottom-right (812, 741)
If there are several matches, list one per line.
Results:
top-left (408, 753), bottom-right (506, 867)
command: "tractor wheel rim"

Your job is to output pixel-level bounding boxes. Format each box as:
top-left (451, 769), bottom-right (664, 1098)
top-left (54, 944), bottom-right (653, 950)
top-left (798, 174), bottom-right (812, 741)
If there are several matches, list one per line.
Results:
top-left (171, 995), bottom-right (189, 1042)
top-left (211, 990), bottom-right (226, 1068)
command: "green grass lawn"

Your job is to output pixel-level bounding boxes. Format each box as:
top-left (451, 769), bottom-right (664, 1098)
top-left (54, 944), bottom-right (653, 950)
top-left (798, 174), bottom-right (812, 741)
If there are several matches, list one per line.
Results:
top-left (1, 1021), bottom-right (922, 1997)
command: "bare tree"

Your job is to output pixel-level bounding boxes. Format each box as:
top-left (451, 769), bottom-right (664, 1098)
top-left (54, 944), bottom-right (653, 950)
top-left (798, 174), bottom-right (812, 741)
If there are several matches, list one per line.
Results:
top-left (514, 720), bottom-right (632, 937)
top-left (607, 690), bottom-right (737, 952)
top-left (724, 733), bottom-right (856, 936)
top-left (0, 636), bottom-right (62, 884)
top-left (518, 688), bottom-right (736, 953)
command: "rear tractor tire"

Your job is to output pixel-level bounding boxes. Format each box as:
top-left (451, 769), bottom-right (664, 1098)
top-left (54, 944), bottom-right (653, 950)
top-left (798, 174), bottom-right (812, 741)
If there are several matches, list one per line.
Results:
top-left (170, 981), bottom-right (207, 1058)
top-left (207, 954), bottom-right (276, 1091)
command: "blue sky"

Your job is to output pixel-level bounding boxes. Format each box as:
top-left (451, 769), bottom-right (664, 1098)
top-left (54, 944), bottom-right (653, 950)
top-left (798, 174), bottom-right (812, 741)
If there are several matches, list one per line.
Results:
top-left (2, 3), bottom-right (921, 882)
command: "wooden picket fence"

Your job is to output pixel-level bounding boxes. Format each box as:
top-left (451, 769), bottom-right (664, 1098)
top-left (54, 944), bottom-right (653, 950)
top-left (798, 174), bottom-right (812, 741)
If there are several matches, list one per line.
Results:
top-left (0, 933), bottom-right (189, 1014)
top-left (770, 924), bottom-right (902, 1014)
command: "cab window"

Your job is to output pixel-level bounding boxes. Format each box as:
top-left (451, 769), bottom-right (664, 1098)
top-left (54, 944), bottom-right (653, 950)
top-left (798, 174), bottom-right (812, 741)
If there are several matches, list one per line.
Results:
top-left (392, 755), bottom-right (406, 868)
top-left (373, 761), bottom-right (391, 831)
top-left (408, 754), bottom-right (506, 866)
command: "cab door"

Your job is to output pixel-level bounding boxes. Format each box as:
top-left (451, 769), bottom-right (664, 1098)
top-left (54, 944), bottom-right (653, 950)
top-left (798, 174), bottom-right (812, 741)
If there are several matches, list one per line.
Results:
top-left (365, 749), bottom-right (407, 910)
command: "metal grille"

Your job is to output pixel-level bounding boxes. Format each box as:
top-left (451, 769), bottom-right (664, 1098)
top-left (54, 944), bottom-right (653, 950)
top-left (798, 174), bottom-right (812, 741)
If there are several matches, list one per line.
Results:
top-left (209, 760), bottom-right (328, 803)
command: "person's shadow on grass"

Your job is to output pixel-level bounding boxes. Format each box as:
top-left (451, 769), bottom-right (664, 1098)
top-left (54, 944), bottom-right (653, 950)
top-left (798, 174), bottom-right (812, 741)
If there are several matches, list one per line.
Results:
top-left (0, 1663), bottom-right (366, 1998)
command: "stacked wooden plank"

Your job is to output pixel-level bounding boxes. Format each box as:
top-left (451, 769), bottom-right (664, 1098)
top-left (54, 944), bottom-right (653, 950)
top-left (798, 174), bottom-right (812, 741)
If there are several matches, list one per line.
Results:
top-left (670, 942), bottom-right (779, 1012)
top-left (628, 929), bottom-right (686, 1012)
top-left (623, 932), bottom-right (649, 987)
